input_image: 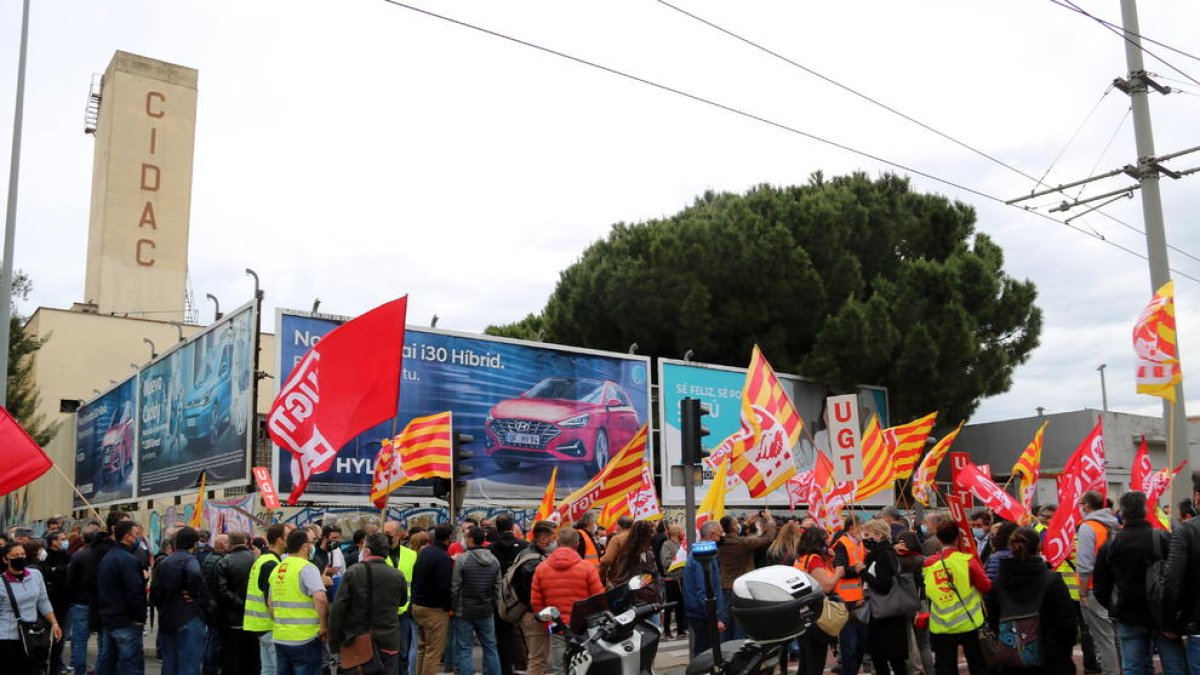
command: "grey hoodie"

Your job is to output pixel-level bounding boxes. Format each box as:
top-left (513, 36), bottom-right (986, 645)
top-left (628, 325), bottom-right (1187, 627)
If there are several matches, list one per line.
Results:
top-left (1076, 508), bottom-right (1120, 580)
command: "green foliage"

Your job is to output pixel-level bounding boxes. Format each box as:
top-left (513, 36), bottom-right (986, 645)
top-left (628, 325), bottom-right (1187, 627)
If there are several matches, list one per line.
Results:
top-left (7, 271), bottom-right (56, 446)
top-left (485, 313), bottom-right (545, 341)
top-left (498, 174), bottom-right (1042, 423)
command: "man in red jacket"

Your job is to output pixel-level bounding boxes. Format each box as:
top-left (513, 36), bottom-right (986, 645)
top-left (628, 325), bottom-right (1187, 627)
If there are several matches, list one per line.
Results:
top-left (532, 527), bottom-right (603, 674)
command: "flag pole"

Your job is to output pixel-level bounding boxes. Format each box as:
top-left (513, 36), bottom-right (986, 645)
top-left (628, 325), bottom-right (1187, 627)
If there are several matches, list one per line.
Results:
top-left (49, 462), bottom-right (101, 521)
top-left (379, 417), bottom-right (399, 522)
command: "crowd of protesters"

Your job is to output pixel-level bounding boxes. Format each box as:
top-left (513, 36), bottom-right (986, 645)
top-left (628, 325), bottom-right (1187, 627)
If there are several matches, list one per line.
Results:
top-left (1, 470), bottom-right (1198, 675)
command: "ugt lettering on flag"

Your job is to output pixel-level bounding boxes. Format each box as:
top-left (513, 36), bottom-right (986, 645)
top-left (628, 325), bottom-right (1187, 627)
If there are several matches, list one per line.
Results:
top-left (269, 297), bottom-right (408, 504)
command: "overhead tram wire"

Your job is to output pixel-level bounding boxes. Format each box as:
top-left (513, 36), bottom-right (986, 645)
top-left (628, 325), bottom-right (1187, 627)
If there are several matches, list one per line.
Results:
top-left (652, 0), bottom-right (1200, 265)
top-left (1033, 85), bottom-right (1116, 193)
top-left (378, 0), bottom-right (1200, 285)
top-left (1049, 0), bottom-right (1200, 87)
top-left (1047, 0), bottom-right (1200, 66)
top-left (1073, 105), bottom-right (1132, 201)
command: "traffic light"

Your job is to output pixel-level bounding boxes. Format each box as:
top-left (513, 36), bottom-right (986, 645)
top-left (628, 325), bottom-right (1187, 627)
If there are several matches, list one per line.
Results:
top-left (431, 477), bottom-right (451, 499)
top-left (680, 397), bottom-right (711, 465)
top-left (453, 433), bottom-right (475, 481)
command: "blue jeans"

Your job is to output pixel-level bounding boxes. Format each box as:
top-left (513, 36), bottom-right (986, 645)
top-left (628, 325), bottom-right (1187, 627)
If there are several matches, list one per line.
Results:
top-left (69, 604), bottom-right (91, 673)
top-left (455, 615), bottom-right (501, 675)
top-left (1186, 636), bottom-right (1200, 675)
top-left (275, 639), bottom-right (325, 675)
top-left (161, 617), bottom-right (208, 675)
top-left (96, 624), bottom-right (145, 675)
top-left (396, 612), bottom-right (414, 675)
top-left (838, 613), bottom-right (869, 675)
top-left (718, 591), bottom-right (742, 641)
top-left (258, 632), bottom-right (276, 675)
top-left (1116, 623), bottom-right (1188, 675)
top-left (202, 620), bottom-right (222, 674)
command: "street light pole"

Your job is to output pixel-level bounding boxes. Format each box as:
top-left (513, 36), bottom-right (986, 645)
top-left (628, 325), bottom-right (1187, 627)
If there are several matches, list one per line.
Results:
top-left (0, 0), bottom-right (31, 408)
top-left (1097, 364), bottom-right (1108, 412)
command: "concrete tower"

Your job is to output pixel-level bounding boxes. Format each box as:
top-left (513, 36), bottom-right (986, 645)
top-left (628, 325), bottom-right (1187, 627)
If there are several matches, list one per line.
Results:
top-left (83, 51), bottom-right (196, 321)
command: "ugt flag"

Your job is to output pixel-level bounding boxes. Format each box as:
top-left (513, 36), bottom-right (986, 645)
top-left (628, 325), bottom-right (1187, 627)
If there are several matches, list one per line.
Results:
top-left (269, 297), bottom-right (408, 504)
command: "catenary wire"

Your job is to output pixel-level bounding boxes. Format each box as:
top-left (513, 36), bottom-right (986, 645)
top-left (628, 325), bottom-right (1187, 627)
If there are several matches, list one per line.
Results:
top-left (1049, 0), bottom-right (1200, 65)
top-left (651, 0), bottom-right (1200, 266)
top-left (1050, 0), bottom-right (1200, 87)
top-left (1074, 105), bottom-right (1132, 201)
top-left (378, 0), bottom-right (1200, 284)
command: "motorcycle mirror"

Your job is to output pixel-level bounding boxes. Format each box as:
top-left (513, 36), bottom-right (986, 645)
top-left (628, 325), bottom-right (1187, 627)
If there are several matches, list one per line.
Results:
top-left (536, 607), bottom-right (561, 623)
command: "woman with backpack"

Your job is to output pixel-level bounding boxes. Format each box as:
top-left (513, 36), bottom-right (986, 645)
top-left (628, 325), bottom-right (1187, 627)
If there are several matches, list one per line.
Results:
top-left (986, 526), bottom-right (1076, 674)
top-left (858, 519), bottom-right (910, 675)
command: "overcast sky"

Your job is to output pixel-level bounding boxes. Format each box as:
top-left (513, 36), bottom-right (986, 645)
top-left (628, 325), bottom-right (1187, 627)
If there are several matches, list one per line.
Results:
top-left (2, 0), bottom-right (1199, 427)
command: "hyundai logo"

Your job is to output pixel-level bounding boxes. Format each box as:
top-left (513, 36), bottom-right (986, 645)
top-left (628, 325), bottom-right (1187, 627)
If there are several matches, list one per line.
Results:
top-left (514, 421), bottom-right (532, 432)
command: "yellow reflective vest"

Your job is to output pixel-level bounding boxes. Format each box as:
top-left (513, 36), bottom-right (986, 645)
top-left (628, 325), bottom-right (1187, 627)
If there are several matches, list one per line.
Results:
top-left (387, 545), bottom-right (416, 615)
top-left (243, 551), bottom-right (280, 632)
top-left (1034, 522), bottom-right (1079, 601)
top-left (270, 556), bottom-right (321, 645)
top-left (925, 551), bottom-right (984, 635)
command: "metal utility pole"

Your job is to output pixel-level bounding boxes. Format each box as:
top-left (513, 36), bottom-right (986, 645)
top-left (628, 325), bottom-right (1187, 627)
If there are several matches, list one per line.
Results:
top-left (0, 0), bottom-right (31, 408)
top-left (1097, 364), bottom-right (1109, 411)
top-left (1119, 0), bottom-right (1193, 509)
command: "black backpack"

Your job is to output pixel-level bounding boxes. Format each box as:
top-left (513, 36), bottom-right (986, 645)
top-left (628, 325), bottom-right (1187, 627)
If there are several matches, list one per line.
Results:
top-left (1145, 530), bottom-right (1170, 630)
top-left (992, 570), bottom-right (1052, 668)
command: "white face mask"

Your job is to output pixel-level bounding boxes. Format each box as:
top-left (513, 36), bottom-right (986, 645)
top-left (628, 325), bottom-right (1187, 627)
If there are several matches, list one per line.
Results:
top-left (37, 548), bottom-right (47, 562)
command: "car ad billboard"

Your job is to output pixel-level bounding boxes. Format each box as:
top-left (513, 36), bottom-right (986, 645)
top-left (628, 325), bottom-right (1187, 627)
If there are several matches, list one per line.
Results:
top-left (137, 302), bottom-right (256, 497)
top-left (74, 378), bottom-right (138, 507)
top-left (274, 310), bottom-right (652, 502)
top-left (658, 359), bottom-right (890, 506)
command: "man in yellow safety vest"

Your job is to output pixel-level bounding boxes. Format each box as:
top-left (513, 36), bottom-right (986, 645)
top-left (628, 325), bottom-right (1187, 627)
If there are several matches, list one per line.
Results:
top-left (923, 519), bottom-right (991, 675)
top-left (384, 520), bottom-right (417, 675)
top-left (268, 528), bottom-right (329, 675)
top-left (244, 523), bottom-right (291, 675)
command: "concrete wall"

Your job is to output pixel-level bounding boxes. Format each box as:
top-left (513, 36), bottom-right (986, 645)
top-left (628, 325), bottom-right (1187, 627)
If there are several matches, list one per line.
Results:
top-left (84, 51), bottom-right (196, 321)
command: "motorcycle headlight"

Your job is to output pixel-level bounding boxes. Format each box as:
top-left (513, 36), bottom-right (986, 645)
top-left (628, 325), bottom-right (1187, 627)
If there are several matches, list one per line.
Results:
top-left (558, 414), bottom-right (589, 429)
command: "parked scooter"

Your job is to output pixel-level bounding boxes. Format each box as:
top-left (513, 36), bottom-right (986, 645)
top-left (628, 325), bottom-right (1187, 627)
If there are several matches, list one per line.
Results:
top-left (537, 574), bottom-right (670, 675)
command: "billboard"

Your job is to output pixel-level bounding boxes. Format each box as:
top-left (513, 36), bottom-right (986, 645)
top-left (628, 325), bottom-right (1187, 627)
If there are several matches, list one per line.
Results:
top-left (74, 378), bottom-right (138, 507)
top-left (274, 310), bottom-right (652, 502)
top-left (658, 359), bottom-right (890, 506)
top-left (137, 302), bottom-right (256, 497)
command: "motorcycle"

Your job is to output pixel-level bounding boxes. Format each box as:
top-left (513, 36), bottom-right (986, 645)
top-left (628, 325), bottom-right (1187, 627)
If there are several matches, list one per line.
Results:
top-left (682, 540), bottom-right (825, 675)
top-left (536, 574), bottom-right (670, 675)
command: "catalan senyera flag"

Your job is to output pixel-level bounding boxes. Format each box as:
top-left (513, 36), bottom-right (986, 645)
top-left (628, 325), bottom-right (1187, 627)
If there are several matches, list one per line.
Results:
top-left (370, 412), bottom-right (452, 507)
top-left (189, 471), bottom-right (207, 529)
top-left (1134, 280), bottom-right (1182, 402)
top-left (809, 450), bottom-right (851, 533)
top-left (886, 412), bottom-right (938, 479)
top-left (598, 497), bottom-right (627, 531)
top-left (1011, 421), bottom-right (1047, 512)
top-left (911, 420), bottom-right (965, 505)
top-left (557, 425), bottom-right (649, 524)
top-left (370, 437), bottom-right (398, 508)
top-left (854, 415), bottom-right (894, 500)
top-left (532, 466), bottom-right (558, 525)
top-left (727, 346), bottom-right (803, 498)
top-left (696, 458), bottom-right (729, 531)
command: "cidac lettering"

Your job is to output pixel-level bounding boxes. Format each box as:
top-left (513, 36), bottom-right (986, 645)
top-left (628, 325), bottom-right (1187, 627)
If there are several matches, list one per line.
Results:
top-left (136, 90), bottom-right (165, 267)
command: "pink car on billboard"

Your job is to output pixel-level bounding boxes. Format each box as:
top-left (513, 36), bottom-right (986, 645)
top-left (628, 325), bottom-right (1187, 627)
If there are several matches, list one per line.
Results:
top-left (484, 376), bottom-right (641, 474)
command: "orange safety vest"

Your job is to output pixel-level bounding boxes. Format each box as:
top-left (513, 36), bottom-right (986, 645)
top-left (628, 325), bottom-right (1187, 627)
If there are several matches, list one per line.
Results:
top-left (1080, 520), bottom-right (1110, 590)
top-left (832, 534), bottom-right (865, 603)
top-left (578, 528), bottom-right (600, 567)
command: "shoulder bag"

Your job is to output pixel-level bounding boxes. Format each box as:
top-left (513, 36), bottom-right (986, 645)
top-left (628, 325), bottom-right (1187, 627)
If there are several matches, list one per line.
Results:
top-left (339, 563), bottom-right (384, 675)
top-left (3, 572), bottom-right (52, 659)
top-left (939, 556), bottom-right (998, 665)
top-left (866, 552), bottom-right (921, 619)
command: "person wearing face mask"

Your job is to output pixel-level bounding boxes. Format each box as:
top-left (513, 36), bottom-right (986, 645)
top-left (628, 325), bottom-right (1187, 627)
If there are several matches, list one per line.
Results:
top-left (967, 511), bottom-right (992, 563)
top-left (511, 521), bottom-right (556, 675)
top-left (383, 520), bottom-right (417, 675)
top-left (268, 529), bottom-right (330, 675)
top-left (1, 540), bottom-right (63, 674)
top-left (716, 511), bottom-right (776, 641)
top-left (96, 520), bottom-right (147, 675)
top-left (1075, 490), bottom-right (1119, 675)
top-left (34, 532), bottom-right (72, 675)
top-left (921, 513), bottom-right (949, 557)
top-left (858, 520), bottom-right (910, 675)
top-left (833, 515), bottom-right (869, 675)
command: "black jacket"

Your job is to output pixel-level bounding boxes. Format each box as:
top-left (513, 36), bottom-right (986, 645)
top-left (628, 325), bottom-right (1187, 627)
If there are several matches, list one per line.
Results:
top-left (987, 557), bottom-right (1076, 675)
top-left (80, 534), bottom-right (115, 608)
top-left (491, 532), bottom-right (528, 573)
top-left (1163, 515), bottom-right (1200, 633)
top-left (214, 546), bottom-right (256, 627)
top-left (1094, 518), bottom-right (1170, 627)
top-left (65, 544), bottom-right (92, 606)
top-left (452, 547), bottom-right (502, 620)
top-left (97, 542), bottom-right (147, 629)
top-left (151, 550), bottom-right (210, 631)
top-left (511, 545), bottom-right (550, 608)
top-left (329, 558), bottom-right (407, 653)
top-left (201, 550), bottom-right (226, 624)
top-left (36, 548), bottom-right (71, 615)
top-left (412, 542), bottom-right (454, 611)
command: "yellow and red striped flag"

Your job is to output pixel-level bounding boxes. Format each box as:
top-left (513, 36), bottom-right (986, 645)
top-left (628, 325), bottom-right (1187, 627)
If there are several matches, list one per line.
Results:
top-left (557, 425), bottom-right (649, 523)
top-left (726, 346), bottom-right (803, 498)
top-left (854, 414), bottom-right (894, 500)
top-left (598, 497), bottom-right (626, 531)
top-left (1011, 421), bottom-right (1047, 512)
top-left (886, 412), bottom-right (938, 479)
top-left (696, 458), bottom-right (729, 531)
top-left (1134, 280), bottom-right (1182, 402)
top-left (370, 412), bottom-right (452, 507)
top-left (532, 466), bottom-right (558, 526)
top-left (911, 420), bottom-right (964, 505)
top-left (189, 471), bottom-right (207, 529)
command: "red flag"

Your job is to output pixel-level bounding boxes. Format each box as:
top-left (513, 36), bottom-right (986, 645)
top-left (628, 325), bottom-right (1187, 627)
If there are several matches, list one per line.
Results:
top-left (1131, 436), bottom-right (1152, 492)
top-left (0, 406), bottom-right (52, 496)
top-left (1043, 420), bottom-right (1106, 568)
top-left (252, 467), bottom-right (280, 510)
top-left (953, 462), bottom-right (1031, 525)
top-left (945, 492), bottom-right (977, 557)
top-left (269, 297), bottom-right (408, 504)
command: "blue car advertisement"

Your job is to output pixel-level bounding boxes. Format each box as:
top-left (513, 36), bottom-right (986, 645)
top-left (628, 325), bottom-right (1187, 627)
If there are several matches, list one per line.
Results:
top-left (137, 303), bottom-right (256, 497)
top-left (658, 359), bottom-right (889, 506)
top-left (275, 310), bottom-right (652, 502)
top-left (74, 378), bottom-right (137, 506)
